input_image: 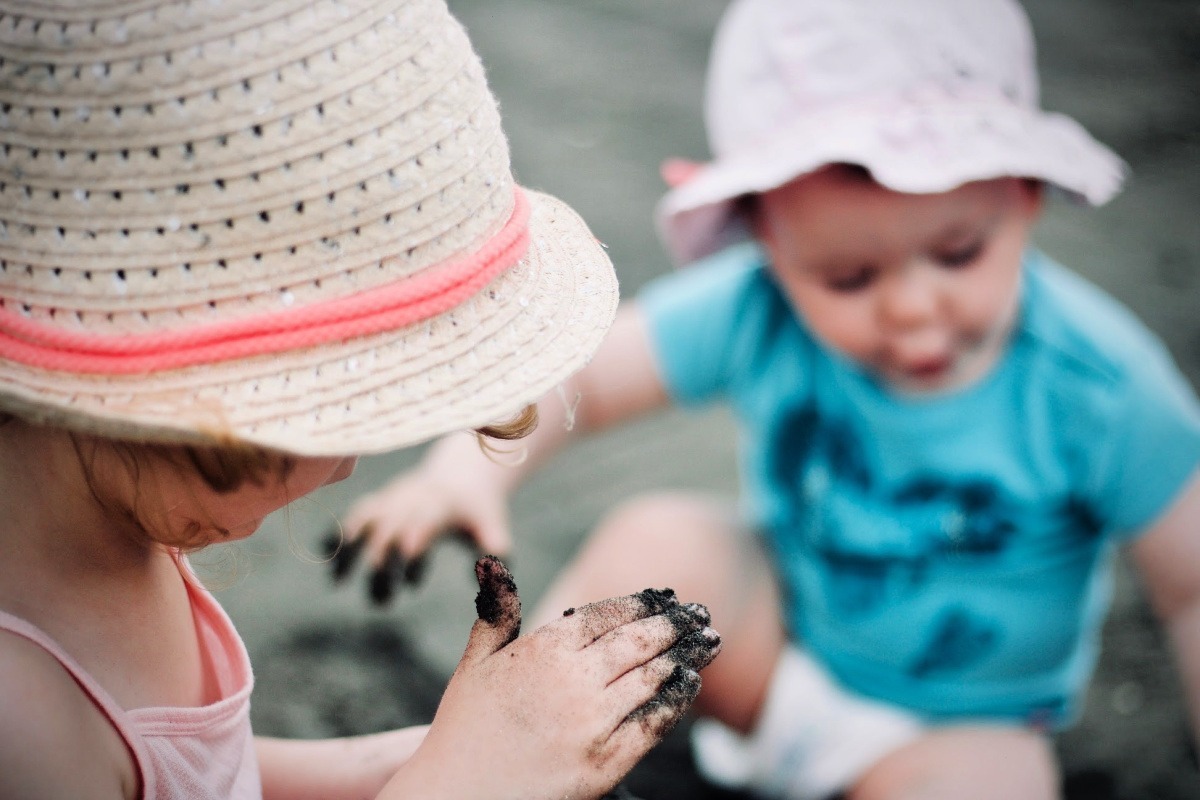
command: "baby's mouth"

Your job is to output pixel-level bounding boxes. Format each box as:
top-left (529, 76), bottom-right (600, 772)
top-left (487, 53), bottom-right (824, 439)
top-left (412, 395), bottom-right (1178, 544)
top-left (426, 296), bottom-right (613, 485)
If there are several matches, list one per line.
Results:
top-left (903, 356), bottom-right (953, 381)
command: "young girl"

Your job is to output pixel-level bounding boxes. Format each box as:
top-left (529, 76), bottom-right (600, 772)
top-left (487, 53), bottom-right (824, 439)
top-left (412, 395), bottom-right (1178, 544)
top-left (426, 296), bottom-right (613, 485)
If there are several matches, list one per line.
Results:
top-left (336, 0), bottom-right (1200, 798)
top-left (0, 1), bottom-right (723, 798)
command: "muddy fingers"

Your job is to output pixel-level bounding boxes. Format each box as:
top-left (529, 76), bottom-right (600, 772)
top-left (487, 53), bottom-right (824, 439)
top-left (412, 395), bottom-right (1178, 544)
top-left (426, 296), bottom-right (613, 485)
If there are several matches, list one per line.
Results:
top-left (473, 554), bottom-right (520, 626)
top-left (557, 587), bottom-right (686, 648)
top-left (632, 664), bottom-right (703, 735)
top-left (323, 524), bottom-right (467, 606)
top-left (616, 616), bottom-right (722, 741)
top-left (423, 573), bottom-right (721, 800)
top-left (458, 554), bottom-right (522, 663)
top-left (664, 626), bottom-right (723, 672)
top-left (368, 544), bottom-right (405, 605)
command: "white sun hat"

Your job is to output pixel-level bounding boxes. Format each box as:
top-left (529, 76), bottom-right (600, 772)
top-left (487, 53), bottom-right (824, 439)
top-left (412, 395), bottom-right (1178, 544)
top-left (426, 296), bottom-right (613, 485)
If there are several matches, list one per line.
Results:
top-left (657, 0), bottom-right (1128, 265)
top-left (0, 0), bottom-right (618, 456)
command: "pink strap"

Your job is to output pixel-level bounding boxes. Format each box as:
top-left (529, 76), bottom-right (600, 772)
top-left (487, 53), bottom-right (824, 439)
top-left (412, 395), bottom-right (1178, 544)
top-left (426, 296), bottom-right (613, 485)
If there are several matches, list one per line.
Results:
top-left (0, 188), bottom-right (530, 375)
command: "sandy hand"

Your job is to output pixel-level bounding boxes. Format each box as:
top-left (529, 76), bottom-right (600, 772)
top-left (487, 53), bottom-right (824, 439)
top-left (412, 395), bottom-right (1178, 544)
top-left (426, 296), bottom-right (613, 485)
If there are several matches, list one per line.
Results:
top-left (383, 556), bottom-right (720, 800)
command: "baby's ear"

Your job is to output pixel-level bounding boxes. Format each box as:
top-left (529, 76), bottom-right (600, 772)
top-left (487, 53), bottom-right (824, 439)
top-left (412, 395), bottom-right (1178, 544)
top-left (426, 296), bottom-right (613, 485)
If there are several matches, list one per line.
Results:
top-left (659, 158), bottom-right (703, 188)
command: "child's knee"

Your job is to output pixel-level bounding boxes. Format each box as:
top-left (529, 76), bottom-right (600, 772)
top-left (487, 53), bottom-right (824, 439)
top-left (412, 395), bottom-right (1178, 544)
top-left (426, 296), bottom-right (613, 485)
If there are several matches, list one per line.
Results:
top-left (593, 491), bottom-right (735, 552)
top-left (849, 725), bottom-right (1059, 800)
top-left (560, 492), bottom-right (756, 618)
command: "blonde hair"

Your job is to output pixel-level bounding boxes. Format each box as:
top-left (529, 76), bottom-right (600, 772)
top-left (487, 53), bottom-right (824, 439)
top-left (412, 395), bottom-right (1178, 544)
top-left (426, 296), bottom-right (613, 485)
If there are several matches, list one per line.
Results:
top-left (70, 432), bottom-right (297, 551)
top-left (475, 403), bottom-right (539, 441)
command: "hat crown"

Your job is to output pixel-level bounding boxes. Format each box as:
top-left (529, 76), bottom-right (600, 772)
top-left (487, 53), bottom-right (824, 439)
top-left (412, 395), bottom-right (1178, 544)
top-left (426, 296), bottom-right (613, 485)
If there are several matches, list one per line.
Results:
top-left (705, 0), bottom-right (1038, 157)
top-left (0, 0), bottom-right (515, 336)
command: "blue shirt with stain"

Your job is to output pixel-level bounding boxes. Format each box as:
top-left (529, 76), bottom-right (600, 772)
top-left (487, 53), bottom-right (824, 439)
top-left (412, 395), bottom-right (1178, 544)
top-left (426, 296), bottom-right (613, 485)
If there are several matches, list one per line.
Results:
top-left (640, 243), bottom-right (1200, 728)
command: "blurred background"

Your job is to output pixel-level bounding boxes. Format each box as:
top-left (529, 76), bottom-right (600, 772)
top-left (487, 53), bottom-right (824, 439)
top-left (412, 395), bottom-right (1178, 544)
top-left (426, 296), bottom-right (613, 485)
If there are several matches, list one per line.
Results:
top-left (194, 1), bottom-right (1200, 797)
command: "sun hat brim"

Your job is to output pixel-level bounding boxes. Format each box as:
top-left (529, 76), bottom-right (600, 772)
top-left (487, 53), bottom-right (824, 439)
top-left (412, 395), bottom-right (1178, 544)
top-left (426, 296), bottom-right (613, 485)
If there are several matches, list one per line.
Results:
top-left (657, 94), bottom-right (1128, 266)
top-left (0, 189), bottom-right (617, 456)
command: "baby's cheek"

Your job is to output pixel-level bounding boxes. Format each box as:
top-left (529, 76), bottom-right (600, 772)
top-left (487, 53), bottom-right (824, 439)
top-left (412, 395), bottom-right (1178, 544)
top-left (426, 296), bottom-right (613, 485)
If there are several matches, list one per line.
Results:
top-left (800, 298), bottom-right (877, 359)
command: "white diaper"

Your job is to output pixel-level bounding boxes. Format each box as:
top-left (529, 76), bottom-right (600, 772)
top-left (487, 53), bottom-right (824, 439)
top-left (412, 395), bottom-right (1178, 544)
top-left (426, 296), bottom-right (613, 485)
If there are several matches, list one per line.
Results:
top-left (692, 648), bottom-right (925, 800)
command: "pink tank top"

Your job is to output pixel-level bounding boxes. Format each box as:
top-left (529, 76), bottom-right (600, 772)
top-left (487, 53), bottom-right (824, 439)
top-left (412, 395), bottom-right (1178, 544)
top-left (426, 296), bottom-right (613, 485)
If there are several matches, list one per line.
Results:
top-left (0, 573), bottom-right (261, 799)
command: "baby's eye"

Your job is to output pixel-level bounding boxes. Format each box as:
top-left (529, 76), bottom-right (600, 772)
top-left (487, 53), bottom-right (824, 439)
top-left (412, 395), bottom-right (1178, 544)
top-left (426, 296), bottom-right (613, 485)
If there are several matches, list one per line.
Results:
top-left (935, 239), bottom-right (986, 269)
top-left (826, 267), bottom-right (877, 293)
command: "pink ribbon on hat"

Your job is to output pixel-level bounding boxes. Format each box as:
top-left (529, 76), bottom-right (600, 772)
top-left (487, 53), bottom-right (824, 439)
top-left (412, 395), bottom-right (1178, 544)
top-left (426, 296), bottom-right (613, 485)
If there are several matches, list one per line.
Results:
top-left (0, 189), bottom-right (531, 375)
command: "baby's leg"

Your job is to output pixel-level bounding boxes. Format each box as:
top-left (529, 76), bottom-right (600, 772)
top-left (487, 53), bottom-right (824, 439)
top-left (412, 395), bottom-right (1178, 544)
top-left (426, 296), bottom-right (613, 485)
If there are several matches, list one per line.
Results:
top-left (849, 725), bottom-right (1060, 800)
top-left (531, 491), bottom-right (786, 732)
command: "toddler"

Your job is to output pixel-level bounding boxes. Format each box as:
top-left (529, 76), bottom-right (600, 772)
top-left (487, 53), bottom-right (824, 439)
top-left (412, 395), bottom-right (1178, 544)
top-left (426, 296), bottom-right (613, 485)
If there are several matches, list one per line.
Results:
top-left (338, 0), bottom-right (1200, 798)
top-left (0, 1), bottom-right (722, 798)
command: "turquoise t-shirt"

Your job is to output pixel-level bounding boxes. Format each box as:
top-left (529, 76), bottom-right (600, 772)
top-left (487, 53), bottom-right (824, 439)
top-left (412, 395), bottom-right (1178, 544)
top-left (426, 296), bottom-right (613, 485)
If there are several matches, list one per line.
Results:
top-left (639, 243), bottom-right (1200, 727)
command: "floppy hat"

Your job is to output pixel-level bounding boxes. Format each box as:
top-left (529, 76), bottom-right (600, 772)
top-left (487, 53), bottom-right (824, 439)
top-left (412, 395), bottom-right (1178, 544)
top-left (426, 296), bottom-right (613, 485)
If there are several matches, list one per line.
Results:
top-left (657, 0), bottom-right (1128, 265)
top-left (0, 0), bottom-right (618, 456)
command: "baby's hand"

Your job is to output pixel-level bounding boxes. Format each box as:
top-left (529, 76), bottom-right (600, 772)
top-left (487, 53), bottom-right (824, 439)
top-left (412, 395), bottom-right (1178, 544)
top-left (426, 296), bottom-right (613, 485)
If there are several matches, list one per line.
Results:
top-left (325, 464), bottom-right (512, 605)
top-left (384, 556), bottom-right (721, 800)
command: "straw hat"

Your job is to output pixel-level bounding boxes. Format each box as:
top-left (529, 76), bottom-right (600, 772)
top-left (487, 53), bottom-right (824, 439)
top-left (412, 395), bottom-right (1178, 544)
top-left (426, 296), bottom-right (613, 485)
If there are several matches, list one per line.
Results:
top-left (0, 0), bottom-right (618, 455)
top-left (657, 0), bottom-right (1127, 265)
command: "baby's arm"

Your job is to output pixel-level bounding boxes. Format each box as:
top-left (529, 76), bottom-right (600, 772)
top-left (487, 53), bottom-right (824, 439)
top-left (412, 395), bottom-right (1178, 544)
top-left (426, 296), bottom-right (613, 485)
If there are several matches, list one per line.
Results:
top-left (335, 303), bottom-right (668, 583)
top-left (1129, 469), bottom-right (1200, 740)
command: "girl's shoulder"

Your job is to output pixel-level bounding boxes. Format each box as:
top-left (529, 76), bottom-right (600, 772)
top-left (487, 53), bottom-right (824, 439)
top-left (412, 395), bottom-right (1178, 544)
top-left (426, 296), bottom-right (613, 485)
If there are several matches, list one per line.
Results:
top-left (0, 628), bottom-right (136, 798)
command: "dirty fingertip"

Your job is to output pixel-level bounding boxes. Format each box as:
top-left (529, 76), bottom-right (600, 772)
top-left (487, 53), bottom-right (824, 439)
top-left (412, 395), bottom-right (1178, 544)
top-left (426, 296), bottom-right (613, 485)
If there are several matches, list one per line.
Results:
top-left (368, 544), bottom-right (405, 606)
top-left (630, 664), bottom-right (702, 740)
top-left (473, 555), bottom-right (521, 628)
top-left (632, 587), bottom-right (678, 615)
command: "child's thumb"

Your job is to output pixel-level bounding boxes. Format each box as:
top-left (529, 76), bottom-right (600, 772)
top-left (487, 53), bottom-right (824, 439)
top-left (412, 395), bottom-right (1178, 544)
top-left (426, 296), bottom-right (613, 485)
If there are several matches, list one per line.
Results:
top-left (459, 555), bottom-right (522, 664)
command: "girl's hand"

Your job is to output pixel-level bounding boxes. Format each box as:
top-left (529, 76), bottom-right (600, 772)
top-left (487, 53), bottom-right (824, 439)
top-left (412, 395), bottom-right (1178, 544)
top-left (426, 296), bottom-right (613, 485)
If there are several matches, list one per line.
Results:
top-left (381, 556), bottom-right (722, 800)
top-left (326, 454), bottom-right (512, 604)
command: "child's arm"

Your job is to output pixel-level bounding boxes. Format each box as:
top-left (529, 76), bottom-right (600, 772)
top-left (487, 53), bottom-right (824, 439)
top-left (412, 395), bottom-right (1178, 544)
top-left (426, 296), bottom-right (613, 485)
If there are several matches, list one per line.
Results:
top-left (261, 557), bottom-right (719, 800)
top-left (337, 302), bottom-right (668, 571)
top-left (1129, 470), bottom-right (1200, 739)
top-left (257, 727), bottom-right (428, 800)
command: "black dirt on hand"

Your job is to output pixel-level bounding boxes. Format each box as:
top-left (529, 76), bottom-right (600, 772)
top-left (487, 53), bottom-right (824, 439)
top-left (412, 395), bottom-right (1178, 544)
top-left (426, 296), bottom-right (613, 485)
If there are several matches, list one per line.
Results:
top-left (663, 602), bottom-right (712, 636)
top-left (473, 555), bottom-right (521, 634)
top-left (666, 628), bottom-right (722, 672)
top-left (369, 544), bottom-right (405, 606)
top-left (633, 587), bottom-right (678, 615)
top-left (324, 528), bottom-right (368, 581)
top-left (627, 663), bottom-right (702, 738)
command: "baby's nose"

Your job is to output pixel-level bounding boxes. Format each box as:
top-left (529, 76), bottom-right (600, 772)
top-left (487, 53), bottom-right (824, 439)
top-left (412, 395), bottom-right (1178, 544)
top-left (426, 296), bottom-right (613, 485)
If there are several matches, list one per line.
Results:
top-left (878, 267), bottom-right (940, 329)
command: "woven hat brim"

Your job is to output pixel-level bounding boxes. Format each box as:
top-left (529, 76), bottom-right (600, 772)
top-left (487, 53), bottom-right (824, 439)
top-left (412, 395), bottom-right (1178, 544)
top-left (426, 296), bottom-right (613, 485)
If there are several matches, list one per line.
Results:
top-left (657, 98), bottom-right (1128, 265)
top-left (0, 190), bottom-right (618, 456)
